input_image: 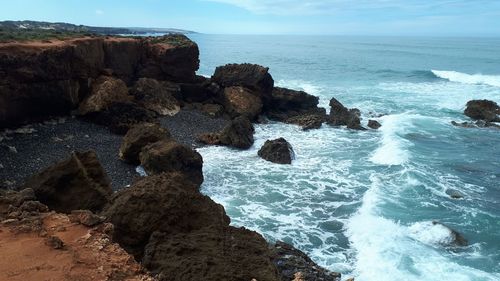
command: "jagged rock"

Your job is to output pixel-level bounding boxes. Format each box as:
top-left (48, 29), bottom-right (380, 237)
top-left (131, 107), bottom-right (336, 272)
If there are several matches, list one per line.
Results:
top-left (103, 173), bottom-right (229, 259)
top-left (139, 140), bottom-right (204, 185)
top-left (464, 100), bottom-right (500, 122)
top-left (451, 120), bottom-right (500, 129)
top-left (23, 150), bottom-right (112, 214)
top-left (119, 123), bottom-right (171, 165)
top-left (432, 221), bottom-right (468, 247)
top-left (212, 63), bottom-right (274, 98)
top-left (69, 210), bottom-right (105, 227)
top-left (198, 116), bottom-right (255, 149)
top-left (78, 76), bottom-right (132, 115)
top-left (286, 114), bottom-right (325, 130)
top-left (271, 241), bottom-right (341, 281)
top-left (130, 78), bottom-right (181, 116)
top-left (223, 86), bottom-right (263, 120)
top-left (103, 173), bottom-right (279, 281)
top-left (179, 77), bottom-right (221, 103)
top-left (258, 138), bottom-right (295, 164)
top-left (327, 98), bottom-right (365, 130)
top-left (368, 120), bottom-right (382, 129)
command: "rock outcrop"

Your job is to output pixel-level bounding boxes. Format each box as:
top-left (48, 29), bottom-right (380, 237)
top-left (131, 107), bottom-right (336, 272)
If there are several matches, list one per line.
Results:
top-left (130, 78), bottom-right (180, 116)
top-left (368, 120), bottom-right (382, 129)
top-left (271, 241), bottom-right (341, 281)
top-left (198, 116), bottom-right (255, 149)
top-left (139, 140), bottom-right (204, 185)
top-left (0, 189), bottom-right (156, 281)
top-left (23, 150), bottom-right (112, 213)
top-left (258, 138), bottom-right (295, 164)
top-left (119, 123), bottom-right (171, 165)
top-left (0, 35), bottom-right (199, 128)
top-left (212, 63), bottom-right (274, 98)
top-left (77, 75), bottom-right (132, 115)
top-left (223, 86), bottom-right (263, 120)
top-left (327, 98), bottom-right (365, 130)
top-left (464, 99), bottom-right (500, 122)
top-left (266, 87), bottom-right (326, 130)
top-left (103, 173), bottom-right (280, 281)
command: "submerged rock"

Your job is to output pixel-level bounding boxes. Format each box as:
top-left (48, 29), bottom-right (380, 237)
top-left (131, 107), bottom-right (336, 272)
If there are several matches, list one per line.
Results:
top-left (368, 119), bottom-right (382, 129)
top-left (464, 99), bottom-right (500, 122)
top-left (445, 189), bottom-right (465, 199)
top-left (451, 120), bottom-right (500, 129)
top-left (327, 98), bottom-right (365, 130)
top-left (198, 116), bottom-right (255, 149)
top-left (432, 221), bottom-right (468, 247)
top-left (271, 241), bottom-right (341, 281)
top-left (119, 123), bottom-right (171, 165)
top-left (258, 138), bottom-right (295, 164)
top-left (130, 78), bottom-right (181, 116)
top-left (23, 150), bottom-right (112, 214)
top-left (139, 140), bottom-right (203, 185)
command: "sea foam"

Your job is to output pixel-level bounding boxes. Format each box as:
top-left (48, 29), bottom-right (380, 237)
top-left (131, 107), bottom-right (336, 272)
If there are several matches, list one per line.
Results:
top-left (432, 70), bottom-right (500, 88)
top-left (369, 114), bottom-right (412, 166)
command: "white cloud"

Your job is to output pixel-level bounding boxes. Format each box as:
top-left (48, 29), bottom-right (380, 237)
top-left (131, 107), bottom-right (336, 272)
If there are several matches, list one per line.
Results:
top-left (95, 9), bottom-right (104, 15)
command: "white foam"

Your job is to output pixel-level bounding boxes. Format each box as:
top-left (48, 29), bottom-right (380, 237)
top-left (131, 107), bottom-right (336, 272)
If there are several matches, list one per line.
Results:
top-left (408, 221), bottom-right (454, 246)
top-left (369, 114), bottom-right (412, 166)
top-left (432, 70), bottom-right (500, 88)
top-left (135, 166), bottom-right (147, 177)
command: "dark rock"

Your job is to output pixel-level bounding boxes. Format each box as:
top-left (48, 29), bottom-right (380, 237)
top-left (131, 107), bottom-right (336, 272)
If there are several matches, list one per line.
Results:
top-left (432, 221), bottom-right (468, 247)
top-left (45, 235), bottom-right (64, 249)
top-left (119, 123), bottom-right (171, 165)
top-left (78, 76), bottom-right (132, 115)
top-left (368, 120), bottom-right (382, 129)
top-left (130, 78), bottom-right (180, 116)
top-left (23, 150), bottom-right (112, 214)
top-left (271, 241), bottom-right (341, 281)
top-left (139, 140), bottom-right (203, 185)
top-left (143, 227), bottom-right (279, 281)
top-left (69, 210), bottom-right (105, 227)
top-left (451, 120), bottom-right (500, 129)
top-left (179, 77), bottom-right (221, 104)
top-left (327, 98), bottom-right (365, 130)
top-left (212, 63), bottom-right (274, 98)
top-left (83, 102), bottom-right (158, 135)
top-left (286, 114), bottom-right (325, 130)
top-left (445, 189), bottom-right (464, 199)
top-left (223, 86), bottom-right (263, 120)
top-left (201, 103), bottom-right (225, 118)
top-left (198, 116), bottom-right (255, 149)
top-left (258, 138), bottom-right (295, 164)
top-left (102, 173), bottom-right (229, 259)
top-left (464, 100), bottom-right (500, 122)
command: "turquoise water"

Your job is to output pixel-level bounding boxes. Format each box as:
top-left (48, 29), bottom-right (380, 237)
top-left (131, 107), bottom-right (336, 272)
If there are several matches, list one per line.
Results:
top-left (189, 35), bottom-right (500, 280)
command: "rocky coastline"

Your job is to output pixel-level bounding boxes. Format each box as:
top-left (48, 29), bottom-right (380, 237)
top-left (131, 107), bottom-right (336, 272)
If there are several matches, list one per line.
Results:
top-left (1, 34), bottom-right (497, 280)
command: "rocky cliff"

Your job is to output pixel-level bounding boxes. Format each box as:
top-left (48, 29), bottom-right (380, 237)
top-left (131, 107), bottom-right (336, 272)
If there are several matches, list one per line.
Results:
top-left (0, 35), bottom-right (199, 128)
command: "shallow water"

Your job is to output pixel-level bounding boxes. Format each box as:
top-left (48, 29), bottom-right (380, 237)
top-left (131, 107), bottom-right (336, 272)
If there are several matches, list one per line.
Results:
top-left (189, 34), bottom-right (500, 280)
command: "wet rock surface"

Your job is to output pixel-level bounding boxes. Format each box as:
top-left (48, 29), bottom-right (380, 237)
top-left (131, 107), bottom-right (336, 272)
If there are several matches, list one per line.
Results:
top-left (327, 98), bottom-right (365, 130)
top-left (368, 119), bottom-right (382, 129)
top-left (464, 99), bottom-right (500, 122)
top-left (271, 241), bottom-right (341, 281)
top-left (258, 138), bottom-right (295, 164)
top-left (23, 150), bottom-right (112, 213)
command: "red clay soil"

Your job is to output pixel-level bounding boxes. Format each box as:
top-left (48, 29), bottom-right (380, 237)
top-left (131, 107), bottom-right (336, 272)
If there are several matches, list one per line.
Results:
top-left (0, 213), bottom-right (156, 281)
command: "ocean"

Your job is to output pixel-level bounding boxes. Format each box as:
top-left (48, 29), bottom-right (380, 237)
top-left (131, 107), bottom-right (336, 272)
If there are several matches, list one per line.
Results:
top-left (188, 34), bottom-right (500, 281)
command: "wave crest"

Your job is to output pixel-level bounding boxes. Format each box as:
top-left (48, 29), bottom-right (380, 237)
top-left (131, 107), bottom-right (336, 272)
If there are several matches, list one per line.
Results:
top-left (432, 70), bottom-right (500, 87)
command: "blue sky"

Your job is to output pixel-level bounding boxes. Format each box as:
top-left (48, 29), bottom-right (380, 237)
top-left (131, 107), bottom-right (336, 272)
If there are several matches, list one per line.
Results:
top-left (1, 0), bottom-right (499, 36)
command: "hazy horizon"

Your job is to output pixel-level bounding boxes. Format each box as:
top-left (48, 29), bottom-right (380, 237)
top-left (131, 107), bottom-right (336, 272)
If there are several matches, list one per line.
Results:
top-left (1, 0), bottom-right (500, 37)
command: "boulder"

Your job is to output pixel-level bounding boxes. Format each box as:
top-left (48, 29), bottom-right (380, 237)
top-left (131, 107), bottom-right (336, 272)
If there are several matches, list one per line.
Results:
top-left (130, 78), bottom-right (181, 116)
top-left (464, 100), bottom-right (500, 122)
top-left (198, 116), bottom-right (255, 149)
top-left (212, 63), bottom-right (274, 98)
top-left (103, 173), bottom-right (279, 281)
top-left (327, 98), bottom-right (365, 130)
top-left (119, 122), bottom-right (171, 165)
top-left (179, 77), bottom-right (221, 103)
top-left (139, 140), bottom-right (204, 185)
top-left (78, 76), bottom-right (132, 115)
top-left (271, 241), bottom-right (341, 281)
top-left (223, 86), bottom-right (263, 120)
top-left (368, 120), bottom-right (382, 129)
top-left (102, 173), bottom-right (229, 259)
top-left (23, 151), bottom-right (112, 214)
top-left (258, 138), bottom-right (295, 164)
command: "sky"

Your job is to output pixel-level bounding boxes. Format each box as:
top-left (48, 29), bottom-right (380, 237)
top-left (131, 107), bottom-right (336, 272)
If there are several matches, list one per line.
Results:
top-left (1, 0), bottom-right (500, 36)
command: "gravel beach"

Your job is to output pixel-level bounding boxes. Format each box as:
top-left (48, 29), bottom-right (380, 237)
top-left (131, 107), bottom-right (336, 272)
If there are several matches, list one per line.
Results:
top-left (0, 110), bottom-right (229, 190)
